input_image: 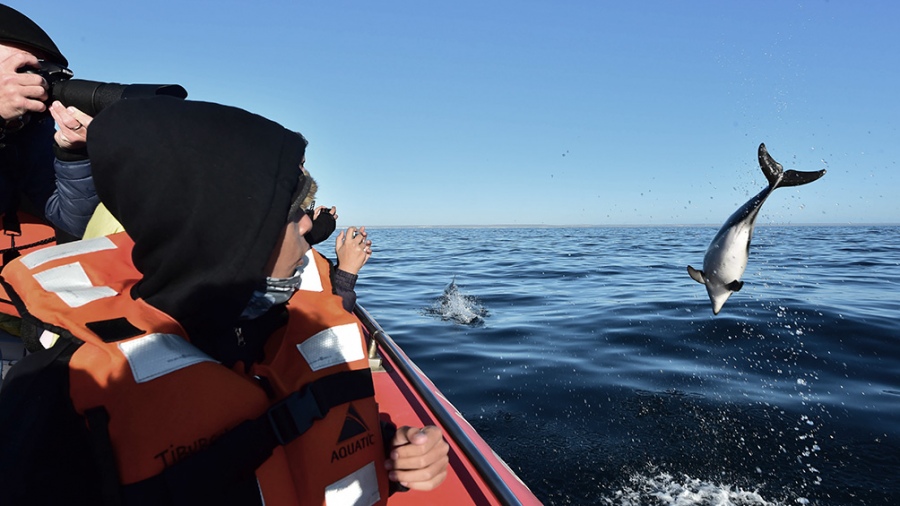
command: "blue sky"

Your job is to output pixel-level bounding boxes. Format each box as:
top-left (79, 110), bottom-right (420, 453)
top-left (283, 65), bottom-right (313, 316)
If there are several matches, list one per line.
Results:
top-left (14, 1), bottom-right (899, 226)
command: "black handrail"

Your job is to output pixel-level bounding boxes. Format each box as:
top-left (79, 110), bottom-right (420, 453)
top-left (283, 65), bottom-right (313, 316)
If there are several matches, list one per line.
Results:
top-left (354, 304), bottom-right (526, 506)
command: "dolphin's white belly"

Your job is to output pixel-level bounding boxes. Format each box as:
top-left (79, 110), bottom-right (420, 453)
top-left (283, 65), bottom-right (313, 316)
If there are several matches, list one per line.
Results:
top-left (705, 223), bottom-right (752, 284)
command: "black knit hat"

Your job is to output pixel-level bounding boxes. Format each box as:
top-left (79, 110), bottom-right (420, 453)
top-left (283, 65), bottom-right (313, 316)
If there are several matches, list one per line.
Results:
top-left (0, 4), bottom-right (68, 66)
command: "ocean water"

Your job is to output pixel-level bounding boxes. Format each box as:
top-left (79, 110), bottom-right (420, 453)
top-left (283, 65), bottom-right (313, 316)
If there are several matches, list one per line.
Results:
top-left (353, 226), bottom-right (900, 505)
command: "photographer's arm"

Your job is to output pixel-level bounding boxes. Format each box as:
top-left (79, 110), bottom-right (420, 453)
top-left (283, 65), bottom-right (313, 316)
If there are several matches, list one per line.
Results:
top-left (44, 102), bottom-right (99, 237)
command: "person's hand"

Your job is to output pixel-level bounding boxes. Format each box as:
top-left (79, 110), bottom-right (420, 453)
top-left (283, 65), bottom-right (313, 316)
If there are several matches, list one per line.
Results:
top-left (385, 426), bottom-right (449, 491)
top-left (335, 226), bottom-right (371, 275)
top-left (49, 101), bottom-right (92, 149)
top-left (0, 51), bottom-right (48, 120)
top-left (312, 205), bottom-right (338, 221)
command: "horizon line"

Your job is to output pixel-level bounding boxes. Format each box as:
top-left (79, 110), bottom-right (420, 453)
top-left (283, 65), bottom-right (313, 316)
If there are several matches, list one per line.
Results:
top-left (359, 222), bottom-right (900, 229)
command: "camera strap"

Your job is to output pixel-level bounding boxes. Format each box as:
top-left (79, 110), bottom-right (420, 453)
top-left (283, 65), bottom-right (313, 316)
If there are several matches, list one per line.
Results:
top-left (1, 115), bottom-right (29, 134)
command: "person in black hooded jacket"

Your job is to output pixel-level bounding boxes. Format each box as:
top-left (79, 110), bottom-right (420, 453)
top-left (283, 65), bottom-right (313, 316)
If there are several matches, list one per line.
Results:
top-left (0, 3), bottom-right (100, 238)
top-left (0, 96), bottom-right (448, 505)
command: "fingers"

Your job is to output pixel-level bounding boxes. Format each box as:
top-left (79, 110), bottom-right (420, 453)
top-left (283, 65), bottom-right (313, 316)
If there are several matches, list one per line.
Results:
top-left (388, 456), bottom-right (449, 491)
top-left (51, 102), bottom-right (93, 131)
top-left (389, 427), bottom-right (449, 473)
top-left (0, 53), bottom-right (49, 119)
top-left (335, 226), bottom-right (372, 275)
top-left (342, 227), bottom-right (370, 250)
top-left (390, 425), bottom-right (440, 448)
top-left (0, 51), bottom-right (40, 74)
top-left (66, 105), bottom-right (94, 127)
top-left (0, 86), bottom-right (47, 118)
top-left (350, 227), bottom-right (369, 245)
top-left (387, 426), bottom-right (450, 491)
top-left (51, 102), bottom-right (92, 148)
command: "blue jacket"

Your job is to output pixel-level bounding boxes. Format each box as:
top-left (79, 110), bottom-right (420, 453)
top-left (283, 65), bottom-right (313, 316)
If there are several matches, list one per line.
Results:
top-left (0, 115), bottom-right (98, 237)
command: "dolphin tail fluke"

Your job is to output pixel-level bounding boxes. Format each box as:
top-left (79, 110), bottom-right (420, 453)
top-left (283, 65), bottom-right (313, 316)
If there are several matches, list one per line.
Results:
top-left (758, 143), bottom-right (783, 187)
top-left (779, 168), bottom-right (827, 188)
top-left (759, 143), bottom-right (827, 189)
top-left (687, 265), bottom-right (705, 284)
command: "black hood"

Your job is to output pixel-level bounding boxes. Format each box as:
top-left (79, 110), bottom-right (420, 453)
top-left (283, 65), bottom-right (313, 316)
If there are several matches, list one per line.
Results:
top-left (89, 97), bottom-right (308, 350)
top-left (0, 4), bottom-right (68, 65)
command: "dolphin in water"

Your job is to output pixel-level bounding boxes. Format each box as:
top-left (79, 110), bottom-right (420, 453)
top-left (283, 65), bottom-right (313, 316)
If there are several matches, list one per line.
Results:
top-left (425, 278), bottom-right (488, 325)
top-left (688, 143), bottom-right (826, 314)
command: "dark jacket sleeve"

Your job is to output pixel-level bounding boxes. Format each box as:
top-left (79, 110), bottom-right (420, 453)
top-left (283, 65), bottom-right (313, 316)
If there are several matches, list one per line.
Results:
top-left (43, 142), bottom-right (99, 237)
top-left (0, 340), bottom-right (103, 505)
top-left (331, 268), bottom-right (358, 313)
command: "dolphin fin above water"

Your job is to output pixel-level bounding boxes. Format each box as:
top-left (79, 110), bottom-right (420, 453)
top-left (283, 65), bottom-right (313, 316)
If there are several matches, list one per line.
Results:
top-left (726, 280), bottom-right (744, 292)
top-left (425, 277), bottom-right (489, 325)
top-left (688, 267), bottom-right (744, 292)
top-left (687, 265), bottom-right (704, 283)
top-left (688, 143), bottom-right (825, 315)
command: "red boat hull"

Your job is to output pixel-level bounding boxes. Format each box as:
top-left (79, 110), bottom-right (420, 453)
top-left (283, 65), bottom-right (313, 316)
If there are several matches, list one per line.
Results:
top-left (359, 306), bottom-right (541, 505)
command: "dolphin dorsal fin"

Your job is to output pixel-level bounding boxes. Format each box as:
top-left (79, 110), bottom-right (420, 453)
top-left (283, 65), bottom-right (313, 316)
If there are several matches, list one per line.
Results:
top-left (687, 266), bottom-right (706, 284)
top-left (726, 280), bottom-right (744, 292)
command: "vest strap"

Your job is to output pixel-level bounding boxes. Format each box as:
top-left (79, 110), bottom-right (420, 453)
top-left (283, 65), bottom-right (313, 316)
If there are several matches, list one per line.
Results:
top-left (85, 407), bottom-right (125, 506)
top-left (2, 210), bottom-right (20, 264)
top-left (267, 383), bottom-right (324, 445)
top-left (3, 211), bottom-right (21, 236)
top-left (267, 367), bottom-right (374, 445)
top-left (125, 368), bottom-right (376, 501)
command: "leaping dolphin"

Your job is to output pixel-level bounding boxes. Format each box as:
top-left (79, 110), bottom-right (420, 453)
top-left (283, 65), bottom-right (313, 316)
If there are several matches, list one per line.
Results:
top-left (688, 143), bottom-right (826, 314)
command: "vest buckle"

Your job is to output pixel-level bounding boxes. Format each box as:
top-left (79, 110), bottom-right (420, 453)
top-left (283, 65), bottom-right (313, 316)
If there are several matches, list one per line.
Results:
top-left (266, 386), bottom-right (326, 445)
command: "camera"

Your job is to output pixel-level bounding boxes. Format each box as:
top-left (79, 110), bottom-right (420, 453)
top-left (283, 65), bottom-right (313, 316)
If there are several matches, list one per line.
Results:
top-left (22, 60), bottom-right (187, 117)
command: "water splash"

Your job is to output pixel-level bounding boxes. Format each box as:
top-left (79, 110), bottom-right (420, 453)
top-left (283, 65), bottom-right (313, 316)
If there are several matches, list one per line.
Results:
top-left (423, 278), bottom-right (489, 326)
top-left (603, 472), bottom-right (794, 506)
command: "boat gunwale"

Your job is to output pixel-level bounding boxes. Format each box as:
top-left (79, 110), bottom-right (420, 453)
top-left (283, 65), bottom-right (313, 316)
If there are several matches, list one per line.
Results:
top-left (355, 303), bottom-right (539, 506)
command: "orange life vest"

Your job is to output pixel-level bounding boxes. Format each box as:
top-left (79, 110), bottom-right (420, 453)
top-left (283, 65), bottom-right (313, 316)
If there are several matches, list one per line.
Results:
top-left (0, 211), bottom-right (56, 318)
top-left (1, 232), bottom-right (389, 505)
